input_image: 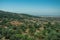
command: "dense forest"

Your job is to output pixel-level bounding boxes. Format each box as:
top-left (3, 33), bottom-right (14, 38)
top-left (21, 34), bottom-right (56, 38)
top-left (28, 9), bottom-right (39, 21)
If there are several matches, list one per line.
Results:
top-left (0, 10), bottom-right (60, 40)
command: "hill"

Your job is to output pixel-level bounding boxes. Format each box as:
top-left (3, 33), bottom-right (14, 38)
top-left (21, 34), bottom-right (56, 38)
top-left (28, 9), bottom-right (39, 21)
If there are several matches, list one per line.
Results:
top-left (0, 10), bottom-right (60, 40)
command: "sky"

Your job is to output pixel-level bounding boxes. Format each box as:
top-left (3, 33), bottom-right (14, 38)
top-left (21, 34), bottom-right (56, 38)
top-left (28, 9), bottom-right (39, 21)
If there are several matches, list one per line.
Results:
top-left (0, 0), bottom-right (60, 16)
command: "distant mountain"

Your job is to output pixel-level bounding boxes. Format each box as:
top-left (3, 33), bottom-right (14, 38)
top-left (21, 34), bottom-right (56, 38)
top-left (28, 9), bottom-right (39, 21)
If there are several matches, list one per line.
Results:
top-left (0, 10), bottom-right (60, 21)
top-left (0, 10), bottom-right (40, 18)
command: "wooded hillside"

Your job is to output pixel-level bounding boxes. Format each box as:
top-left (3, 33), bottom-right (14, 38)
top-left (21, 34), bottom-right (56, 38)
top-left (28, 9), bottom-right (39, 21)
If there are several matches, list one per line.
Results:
top-left (0, 10), bottom-right (60, 40)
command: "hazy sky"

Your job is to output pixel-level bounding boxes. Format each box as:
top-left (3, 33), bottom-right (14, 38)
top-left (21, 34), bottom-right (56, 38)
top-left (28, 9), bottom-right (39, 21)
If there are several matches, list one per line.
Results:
top-left (0, 0), bottom-right (60, 16)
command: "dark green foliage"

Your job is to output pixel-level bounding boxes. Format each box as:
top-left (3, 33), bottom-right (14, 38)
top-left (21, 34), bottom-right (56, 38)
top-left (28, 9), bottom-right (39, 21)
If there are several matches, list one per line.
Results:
top-left (0, 10), bottom-right (60, 40)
